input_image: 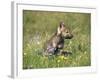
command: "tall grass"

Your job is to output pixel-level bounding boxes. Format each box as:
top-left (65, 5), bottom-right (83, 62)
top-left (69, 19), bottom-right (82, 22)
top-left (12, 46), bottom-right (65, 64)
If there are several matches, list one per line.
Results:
top-left (23, 10), bottom-right (91, 69)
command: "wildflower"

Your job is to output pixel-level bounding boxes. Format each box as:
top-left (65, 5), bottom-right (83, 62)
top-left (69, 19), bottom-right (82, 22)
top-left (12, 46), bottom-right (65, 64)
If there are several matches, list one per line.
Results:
top-left (84, 51), bottom-right (87, 54)
top-left (59, 55), bottom-right (68, 60)
top-left (79, 55), bottom-right (82, 59)
top-left (27, 44), bottom-right (30, 47)
top-left (69, 46), bottom-right (72, 50)
top-left (27, 43), bottom-right (31, 49)
top-left (63, 57), bottom-right (67, 60)
top-left (57, 60), bottom-right (60, 63)
top-left (60, 55), bottom-right (64, 60)
top-left (24, 52), bottom-right (27, 56)
top-left (37, 41), bottom-right (40, 45)
top-left (69, 41), bottom-right (72, 44)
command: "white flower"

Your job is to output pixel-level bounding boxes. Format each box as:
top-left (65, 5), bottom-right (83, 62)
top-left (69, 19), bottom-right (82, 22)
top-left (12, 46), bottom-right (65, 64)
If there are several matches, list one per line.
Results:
top-left (37, 41), bottom-right (40, 45)
top-left (24, 53), bottom-right (27, 56)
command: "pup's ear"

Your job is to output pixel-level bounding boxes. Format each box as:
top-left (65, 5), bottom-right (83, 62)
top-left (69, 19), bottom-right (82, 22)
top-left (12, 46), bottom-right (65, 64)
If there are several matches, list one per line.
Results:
top-left (57, 26), bottom-right (61, 35)
top-left (60, 22), bottom-right (65, 28)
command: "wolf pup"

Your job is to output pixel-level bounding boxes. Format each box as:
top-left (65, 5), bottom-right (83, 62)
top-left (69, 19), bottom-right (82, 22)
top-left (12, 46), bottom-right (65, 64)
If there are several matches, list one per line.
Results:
top-left (43, 22), bottom-right (73, 56)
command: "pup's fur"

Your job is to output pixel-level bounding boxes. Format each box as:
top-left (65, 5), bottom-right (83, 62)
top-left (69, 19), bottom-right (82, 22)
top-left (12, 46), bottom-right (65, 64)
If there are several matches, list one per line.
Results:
top-left (43, 22), bottom-right (73, 56)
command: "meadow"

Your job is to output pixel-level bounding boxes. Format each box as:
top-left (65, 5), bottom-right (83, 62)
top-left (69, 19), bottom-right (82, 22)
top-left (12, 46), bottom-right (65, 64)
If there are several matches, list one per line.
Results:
top-left (23, 10), bottom-right (91, 69)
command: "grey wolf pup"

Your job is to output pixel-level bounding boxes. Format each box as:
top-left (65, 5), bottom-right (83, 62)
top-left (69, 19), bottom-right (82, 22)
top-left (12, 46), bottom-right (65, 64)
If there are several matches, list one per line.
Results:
top-left (43, 22), bottom-right (73, 56)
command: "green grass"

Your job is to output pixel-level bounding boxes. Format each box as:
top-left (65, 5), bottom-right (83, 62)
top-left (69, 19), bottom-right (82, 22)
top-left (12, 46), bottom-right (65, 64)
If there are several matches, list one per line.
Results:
top-left (23, 10), bottom-right (91, 69)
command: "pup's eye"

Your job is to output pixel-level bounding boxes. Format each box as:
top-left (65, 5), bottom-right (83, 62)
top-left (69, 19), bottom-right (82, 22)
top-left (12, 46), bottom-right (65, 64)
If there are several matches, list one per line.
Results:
top-left (66, 31), bottom-right (68, 33)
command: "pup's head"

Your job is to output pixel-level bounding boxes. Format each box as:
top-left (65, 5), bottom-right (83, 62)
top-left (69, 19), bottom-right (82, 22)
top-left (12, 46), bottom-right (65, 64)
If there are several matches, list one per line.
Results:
top-left (57, 22), bottom-right (73, 39)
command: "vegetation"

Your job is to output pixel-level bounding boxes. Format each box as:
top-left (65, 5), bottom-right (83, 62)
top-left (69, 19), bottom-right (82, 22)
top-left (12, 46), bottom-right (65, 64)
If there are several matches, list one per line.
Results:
top-left (23, 10), bottom-right (91, 69)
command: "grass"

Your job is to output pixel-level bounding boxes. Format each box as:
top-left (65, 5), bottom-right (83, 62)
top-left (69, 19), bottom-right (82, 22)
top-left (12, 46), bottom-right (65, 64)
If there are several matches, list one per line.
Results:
top-left (23, 10), bottom-right (91, 69)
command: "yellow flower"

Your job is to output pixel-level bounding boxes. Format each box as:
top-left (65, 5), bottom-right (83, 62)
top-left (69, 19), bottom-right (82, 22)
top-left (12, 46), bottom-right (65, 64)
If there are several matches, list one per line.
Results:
top-left (57, 60), bottom-right (60, 63)
top-left (60, 55), bottom-right (64, 60)
top-left (63, 57), bottom-right (67, 60)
